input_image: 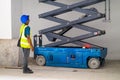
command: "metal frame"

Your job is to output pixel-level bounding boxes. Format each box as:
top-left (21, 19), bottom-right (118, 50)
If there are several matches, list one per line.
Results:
top-left (37, 0), bottom-right (106, 48)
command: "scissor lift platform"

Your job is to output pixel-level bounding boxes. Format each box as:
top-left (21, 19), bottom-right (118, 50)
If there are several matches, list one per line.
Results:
top-left (34, 0), bottom-right (107, 69)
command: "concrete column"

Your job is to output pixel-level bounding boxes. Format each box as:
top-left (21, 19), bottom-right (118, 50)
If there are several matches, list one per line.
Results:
top-left (0, 39), bottom-right (19, 67)
top-left (0, 0), bottom-right (12, 39)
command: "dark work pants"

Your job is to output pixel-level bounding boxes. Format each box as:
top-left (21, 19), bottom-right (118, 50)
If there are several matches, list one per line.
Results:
top-left (22, 48), bottom-right (30, 70)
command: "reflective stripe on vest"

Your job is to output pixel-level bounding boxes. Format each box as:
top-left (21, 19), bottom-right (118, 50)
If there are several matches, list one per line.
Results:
top-left (20, 24), bottom-right (31, 48)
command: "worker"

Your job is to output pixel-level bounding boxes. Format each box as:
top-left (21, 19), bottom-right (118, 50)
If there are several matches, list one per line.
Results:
top-left (19, 15), bottom-right (34, 73)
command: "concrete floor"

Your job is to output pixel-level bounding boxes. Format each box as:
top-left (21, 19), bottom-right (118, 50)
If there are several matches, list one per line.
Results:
top-left (0, 60), bottom-right (120, 80)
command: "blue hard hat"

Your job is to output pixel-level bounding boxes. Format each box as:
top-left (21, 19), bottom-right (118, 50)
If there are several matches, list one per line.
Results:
top-left (20, 15), bottom-right (29, 24)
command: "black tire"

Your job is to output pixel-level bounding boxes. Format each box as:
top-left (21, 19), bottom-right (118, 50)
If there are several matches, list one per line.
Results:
top-left (36, 55), bottom-right (46, 66)
top-left (88, 58), bottom-right (100, 69)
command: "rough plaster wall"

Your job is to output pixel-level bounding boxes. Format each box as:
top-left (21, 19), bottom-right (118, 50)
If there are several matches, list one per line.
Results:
top-left (21, 0), bottom-right (120, 60)
top-left (0, 39), bottom-right (19, 67)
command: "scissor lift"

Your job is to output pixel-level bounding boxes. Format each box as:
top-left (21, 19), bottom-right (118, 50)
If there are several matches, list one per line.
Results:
top-left (34, 0), bottom-right (107, 69)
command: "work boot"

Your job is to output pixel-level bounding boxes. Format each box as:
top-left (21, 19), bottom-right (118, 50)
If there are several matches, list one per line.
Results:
top-left (27, 67), bottom-right (33, 72)
top-left (23, 67), bottom-right (33, 74)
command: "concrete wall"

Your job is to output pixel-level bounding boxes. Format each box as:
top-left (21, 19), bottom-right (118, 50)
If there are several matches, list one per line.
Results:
top-left (0, 0), bottom-right (119, 67)
top-left (0, 0), bottom-right (119, 61)
top-left (21, 0), bottom-right (120, 60)
top-left (11, 0), bottom-right (22, 39)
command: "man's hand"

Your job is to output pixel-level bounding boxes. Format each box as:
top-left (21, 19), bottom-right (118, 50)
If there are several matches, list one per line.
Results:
top-left (31, 45), bottom-right (34, 52)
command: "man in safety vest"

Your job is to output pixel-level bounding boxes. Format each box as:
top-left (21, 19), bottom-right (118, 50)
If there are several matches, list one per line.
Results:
top-left (20, 15), bottom-right (34, 73)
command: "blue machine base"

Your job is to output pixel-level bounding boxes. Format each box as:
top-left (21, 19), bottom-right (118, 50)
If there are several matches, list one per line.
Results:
top-left (34, 47), bottom-right (107, 68)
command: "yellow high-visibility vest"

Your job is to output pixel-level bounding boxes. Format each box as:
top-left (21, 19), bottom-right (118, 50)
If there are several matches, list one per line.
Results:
top-left (20, 24), bottom-right (31, 48)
